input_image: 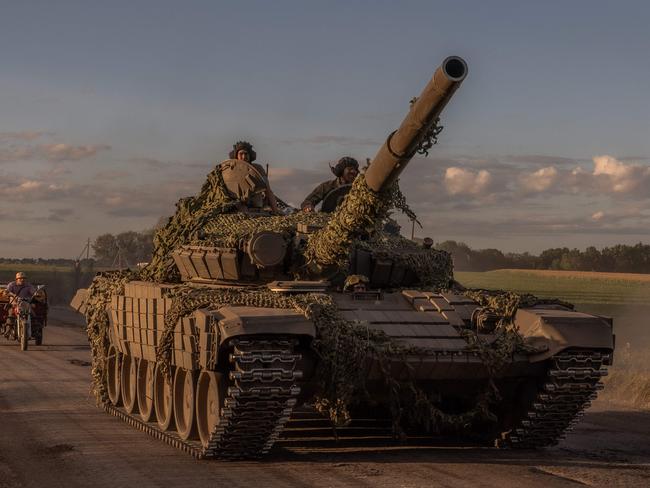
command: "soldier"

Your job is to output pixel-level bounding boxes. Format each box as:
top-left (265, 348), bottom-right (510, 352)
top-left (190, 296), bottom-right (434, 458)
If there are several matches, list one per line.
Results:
top-left (301, 157), bottom-right (359, 212)
top-left (226, 141), bottom-right (281, 214)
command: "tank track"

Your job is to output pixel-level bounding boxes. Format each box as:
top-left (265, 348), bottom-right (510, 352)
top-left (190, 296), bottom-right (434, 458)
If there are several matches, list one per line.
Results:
top-left (496, 349), bottom-right (611, 449)
top-left (105, 337), bottom-right (302, 459)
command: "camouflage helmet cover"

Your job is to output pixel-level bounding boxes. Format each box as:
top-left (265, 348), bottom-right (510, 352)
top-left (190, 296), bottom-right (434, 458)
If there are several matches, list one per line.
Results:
top-left (331, 156), bottom-right (359, 177)
top-left (343, 274), bottom-right (369, 291)
top-left (229, 141), bottom-right (257, 163)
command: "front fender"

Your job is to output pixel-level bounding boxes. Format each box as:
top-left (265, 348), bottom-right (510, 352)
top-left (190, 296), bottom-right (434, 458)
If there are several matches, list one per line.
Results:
top-left (515, 307), bottom-right (614, 363)
top-left (216, 305), bottom-right (316, 346)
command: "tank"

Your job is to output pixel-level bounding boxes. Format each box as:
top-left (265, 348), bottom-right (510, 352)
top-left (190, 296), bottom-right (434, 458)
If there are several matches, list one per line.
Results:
top-left (71, 55), bottom-right (614, 459)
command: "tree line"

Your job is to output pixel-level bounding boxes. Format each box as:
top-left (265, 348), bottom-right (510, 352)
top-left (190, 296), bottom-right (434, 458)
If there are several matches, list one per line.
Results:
top-left (4, 234), bottom-right (650, 275)
top-left (437, 241), bottom-right (650, 273)
top-left (91, 230), bottom-right (154, 266)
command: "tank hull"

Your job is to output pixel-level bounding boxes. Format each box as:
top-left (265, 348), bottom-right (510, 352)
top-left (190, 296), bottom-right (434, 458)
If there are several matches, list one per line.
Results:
top-left (79, 280), bottom-right (613, 457)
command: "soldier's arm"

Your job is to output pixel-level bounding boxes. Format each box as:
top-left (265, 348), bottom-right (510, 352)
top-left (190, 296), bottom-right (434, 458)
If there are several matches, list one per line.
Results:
top-left (301, 182), bottom-right (329, 210)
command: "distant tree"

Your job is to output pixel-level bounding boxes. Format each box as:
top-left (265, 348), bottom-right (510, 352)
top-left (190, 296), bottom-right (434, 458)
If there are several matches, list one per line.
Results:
top-left (437, 241), bottom-right (473, 270)
top-left (91, 230), bottom-right (154, 267)
top-left (92, 234), bottom-right (118, 265)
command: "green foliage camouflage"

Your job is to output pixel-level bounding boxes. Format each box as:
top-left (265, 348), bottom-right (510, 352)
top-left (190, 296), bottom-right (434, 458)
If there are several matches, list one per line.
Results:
top-left (192, 212), bottom-right (329, 249)
top-left (84, 270), bottom-right (139, 402)
top-left (140, 167), bottom-right (238, 283)
top-left (305, 176), bottom-right (394, 268)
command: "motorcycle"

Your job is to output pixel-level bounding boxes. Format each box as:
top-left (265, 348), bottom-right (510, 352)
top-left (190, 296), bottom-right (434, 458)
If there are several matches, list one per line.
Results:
top-left (5, 285), bottom-right (46, 350)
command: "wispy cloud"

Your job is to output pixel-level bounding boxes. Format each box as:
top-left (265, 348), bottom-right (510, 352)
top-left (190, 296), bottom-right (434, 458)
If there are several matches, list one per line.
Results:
top-left (0, 142), bottom-right (111, 163)
top-left (504, 154), bottom-right (582, 167)
top-left (280, 135), bottom-right (381, 147)
top-left (0, 131), bottom-right (54, 142)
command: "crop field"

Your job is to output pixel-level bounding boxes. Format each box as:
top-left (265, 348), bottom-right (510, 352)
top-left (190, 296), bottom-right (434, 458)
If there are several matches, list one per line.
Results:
top-left (455, 268), bottom-right (650, 305)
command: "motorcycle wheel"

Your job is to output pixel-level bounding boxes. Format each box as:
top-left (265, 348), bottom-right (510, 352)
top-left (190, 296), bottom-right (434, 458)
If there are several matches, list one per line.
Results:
top-left (18, 318), bottom-right (28, 351)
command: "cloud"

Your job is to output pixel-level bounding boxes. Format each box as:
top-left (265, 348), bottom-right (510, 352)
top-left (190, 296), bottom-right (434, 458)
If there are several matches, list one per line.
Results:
top-left (444, 167), bottom-right (492, 195)
top-left (504, 154), bottom-right (581, 167)
top-left (519, 166), bottom-right (558, 192)
top-left (94, 170), bottom-right (132, 180)
top-left (40, 143), bottom-right (111, 161)
top-left (0, 142), bottom-right (111, 162)
top-left (266, 166), bottom-right (328, 207)
top-left (47, 208), bottom-right (75, 222)
top-left (591, 154), bottom-right (650, 193)
top-left (280, 135), bottom-right (381, 147)
top-left (128, 157), bottom-right (172, 168)
top-left (0, 131), bottom-right (53, 142)
top-left (591, 210), bottom-right (605, 221)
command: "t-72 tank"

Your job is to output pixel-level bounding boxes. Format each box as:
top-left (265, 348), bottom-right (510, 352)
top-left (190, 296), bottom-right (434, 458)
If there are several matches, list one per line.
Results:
top-left (72, 55), bottom-right (614, 459)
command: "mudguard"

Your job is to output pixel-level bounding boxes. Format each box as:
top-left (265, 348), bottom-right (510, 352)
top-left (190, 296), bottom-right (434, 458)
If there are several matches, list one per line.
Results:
top-left (515, 307), bottom-right (614, 362)
top-left (216, 305), bottom-right (316, 345)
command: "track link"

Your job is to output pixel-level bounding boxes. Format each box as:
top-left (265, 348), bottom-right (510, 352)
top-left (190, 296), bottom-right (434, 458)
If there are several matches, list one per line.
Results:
top-left (104, 337), bottom-right (302, 459)
top-left (497, 349), bottom-right (611, 449)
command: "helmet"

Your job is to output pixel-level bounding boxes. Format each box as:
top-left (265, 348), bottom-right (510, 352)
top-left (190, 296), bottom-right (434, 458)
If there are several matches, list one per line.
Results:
top-left (228, 141), bottom-right (257, 163)
top-left (331, 157), bottom-right (359, 177)
top-left (343, 274), bottom-right (369, 291)
top-left (15, 272), bottom-right (26, 280)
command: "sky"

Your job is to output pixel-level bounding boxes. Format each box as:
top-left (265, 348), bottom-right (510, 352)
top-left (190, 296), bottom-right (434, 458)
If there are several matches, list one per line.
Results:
top-left (1, 0), bottom-right (649, 258)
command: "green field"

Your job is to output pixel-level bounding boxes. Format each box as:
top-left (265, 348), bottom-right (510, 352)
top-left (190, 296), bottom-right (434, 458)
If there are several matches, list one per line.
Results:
top-left (0, 264), bottom-right (95, 304)
top-left (455, 269), bottom-right (650, 305)
top-left (0, 263), bottom-right (73, 273)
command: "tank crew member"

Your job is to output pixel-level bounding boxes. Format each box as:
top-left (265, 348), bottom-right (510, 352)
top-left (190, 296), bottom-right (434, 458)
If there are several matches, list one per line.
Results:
top-left (227, 140), bottom-right (281, 214)
top-left (301, 156), bottom-right (359, 212)
top-left (4, 272), bottom-right (36, 337)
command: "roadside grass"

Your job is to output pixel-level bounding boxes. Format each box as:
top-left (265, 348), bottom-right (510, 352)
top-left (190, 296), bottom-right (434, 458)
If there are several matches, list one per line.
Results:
top-left (455, 269), bottom-right (650, 305)
top-left (0, 263), bottom-right (73, 273)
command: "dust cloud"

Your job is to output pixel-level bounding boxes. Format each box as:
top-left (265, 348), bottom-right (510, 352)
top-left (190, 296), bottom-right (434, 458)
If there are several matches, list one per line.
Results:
top-left (579, 303), bottom-right (650, 410)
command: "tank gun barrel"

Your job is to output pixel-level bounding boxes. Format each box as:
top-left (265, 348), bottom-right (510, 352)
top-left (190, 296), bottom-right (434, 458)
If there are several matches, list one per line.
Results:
top-left (305, 56), bottom-right (468, 269)
top-left (364, 56), bottom-right (467, 192)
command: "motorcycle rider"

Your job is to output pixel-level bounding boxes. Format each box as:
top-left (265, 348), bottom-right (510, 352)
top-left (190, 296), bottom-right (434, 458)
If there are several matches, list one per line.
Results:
top-left (4, 272), bottom-right (36, 338)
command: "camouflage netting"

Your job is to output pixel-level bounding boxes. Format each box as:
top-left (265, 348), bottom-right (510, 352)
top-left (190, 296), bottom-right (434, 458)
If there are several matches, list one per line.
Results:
top-left (140, 167), bottom-right (239, 283)
top-left (305, 176), bottom-right (394, 268)
top-left (83, 270), bottom-right (139, 402)
top-left (461, 289), bottom-right (574, 320)
top-left (358, 233), bottom-right (453, 289)
top-left (189, 212), bottom-right (329, 248)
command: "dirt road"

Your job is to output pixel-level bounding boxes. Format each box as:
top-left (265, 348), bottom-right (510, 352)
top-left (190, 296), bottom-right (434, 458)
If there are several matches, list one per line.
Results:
top-left (1, 316), bottom-right (648, 488)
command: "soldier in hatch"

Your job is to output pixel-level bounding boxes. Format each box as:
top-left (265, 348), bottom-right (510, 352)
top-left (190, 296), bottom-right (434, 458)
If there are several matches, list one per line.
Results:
top-left (301, 157), bottom-right (359, 212)
top-left (226, 140), bottom-right (281, 214)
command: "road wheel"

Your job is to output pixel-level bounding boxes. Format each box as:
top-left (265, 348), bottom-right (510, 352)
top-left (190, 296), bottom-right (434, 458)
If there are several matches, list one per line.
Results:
top-left (173, 368), bottom-right (198, 440)
top-left (196, 370), bottom-right (227, 447)
top-left (154, 364), bottom-right (175, 431)
top-left (137, 359), bottom-right (156, 422)
top-left (106, 345), bottom-right (122, 406)
top-left (121, 355), bottom-right (139, 414)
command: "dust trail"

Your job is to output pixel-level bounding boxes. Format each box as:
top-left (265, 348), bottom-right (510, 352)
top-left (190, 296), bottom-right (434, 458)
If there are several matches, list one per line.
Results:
top-left (578, 303), bottom-right (650, 409)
